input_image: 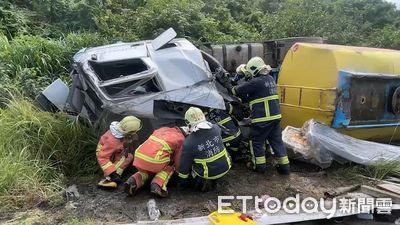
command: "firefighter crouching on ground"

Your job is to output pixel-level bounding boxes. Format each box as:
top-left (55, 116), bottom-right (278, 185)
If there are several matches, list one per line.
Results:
top-left (206, 102), bottom-right (243, 161)
top-left (177, 107), bottom-right (232, 192)
top-left (124, 126), bottom-right (185, 197)
top-left (226, 57), bottom-right (290, 174)
top-left (96, 116), bottom-right (142, 188)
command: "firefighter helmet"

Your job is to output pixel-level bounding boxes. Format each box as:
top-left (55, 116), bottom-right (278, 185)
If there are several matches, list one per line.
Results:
top-left (117, 116), bottom-right (142, 134)
top-left (246, 57), bottom-right (272, 77)
top-left (184, 107), bottom-right (206, 125)
top-left (236, 64), bottom-right (252, 78)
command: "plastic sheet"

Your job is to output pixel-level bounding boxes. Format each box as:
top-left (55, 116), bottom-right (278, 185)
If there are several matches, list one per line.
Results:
top-left (282, 119), bottom-right (400, 168)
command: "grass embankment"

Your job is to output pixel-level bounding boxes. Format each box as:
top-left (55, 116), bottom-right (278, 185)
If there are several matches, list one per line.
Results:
top-left (333, 162), bottom-right (400, 182)
top-left (0, 98), bottom-right (98, 212)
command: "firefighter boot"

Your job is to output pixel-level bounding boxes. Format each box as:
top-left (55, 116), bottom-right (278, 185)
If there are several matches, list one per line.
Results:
top-left (150, 183), bottom-right (168, 198)
top-left (124, 177), bottom-right (137, 196)
top-left (246, 161), bottom-right (267, 173)
top-left (97, 176), bottom-right (118, 189)
top-left (276, 164), bottom-right (291, 175)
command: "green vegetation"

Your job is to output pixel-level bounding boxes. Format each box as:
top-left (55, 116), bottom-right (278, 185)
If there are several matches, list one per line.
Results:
top-left (0, 33), bottom-right (107, 98)
top-left (333, 162), bottom-right (400, 182)
top-left (2, 0), bottom-right (400, 95)
top-left (1, 0), bottom-right (400, 212)
top-left (0, 97), bottom-right (97, 212)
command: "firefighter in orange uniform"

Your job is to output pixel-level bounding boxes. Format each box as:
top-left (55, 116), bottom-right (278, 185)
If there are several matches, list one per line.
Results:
top-left (96, 116), bottom-right (142, 188)
top-left (124, 126), bottom-right (186, 197)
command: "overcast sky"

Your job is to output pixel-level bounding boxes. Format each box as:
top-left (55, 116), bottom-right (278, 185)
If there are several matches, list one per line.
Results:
top-left (386, 0), bottom-right (400, 8)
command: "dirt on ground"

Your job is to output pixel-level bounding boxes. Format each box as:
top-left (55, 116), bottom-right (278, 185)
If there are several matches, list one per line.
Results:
top-left (0, 160), bottom-right (366, 224)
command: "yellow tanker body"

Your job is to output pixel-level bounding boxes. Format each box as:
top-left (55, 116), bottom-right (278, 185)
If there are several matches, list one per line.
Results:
top-left (278, 43), bottom-right (400, 142)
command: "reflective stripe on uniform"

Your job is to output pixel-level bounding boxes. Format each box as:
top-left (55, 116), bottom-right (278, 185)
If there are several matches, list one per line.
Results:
top-left (135, 151), bottom-right (170, 164)
top-left (228, 103), bottom-right (233, 115)
top-left (231, 87), bottom-right (237, 96)
top-left (222, 129), bottom-right (241, 143)
top-left (226, 152), bottom-right (232, 169)
top-left (256, 156), bottom-right (266, 164)
top-left (249, 140), bottom-right (256, 167)
top-left (162, 171), bottom-right (173, 191)
top-left (101, 161), bottom-right (113, 171)
top-left (115, 156), bottom-right (126, 169)
top-left (155, 171), bottom-right (169, 181)
top-left (249, 95), bottom-right (282, 123)
top-left (149, 135), bottom-right (172, 153)
top-left (192, 168), bottom-right (230, 180)
top-left (249, 95), bottom-right (280, 106)
top-left (139, 171), bottom-right (149, 185)
top-left (202, 162), bottom-right (208, 178)
top-left (277, 156), bottom-right (289, 165)
top-left (218, 117), bottom-right (232, 126)
top-left (194, 148), bottom-right (228, 163)
top-left (252, 114), bottom-right (282, 123)
top-left (115, 156), bottom-right (126, 175)
top-left (96, 143), bottom-right (102, 156)
top-left (178, 172), bottom-right (189, 179)
top-left (116, 168), bottom-right (123, 175)
top-left (193, 149), bottom-right (231, 179)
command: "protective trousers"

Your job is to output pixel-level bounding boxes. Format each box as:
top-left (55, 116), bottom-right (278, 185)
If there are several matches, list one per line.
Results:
top-left (249, 120), bottom-right (289, 170)
top-left (131, 165), bottom-right (174, 191)
top-left (225, 136), bottom-right (242, 160)
top-left (98, 151), bottom-right (133, 176)
top-left (112, 153), bottom-right (133, 175)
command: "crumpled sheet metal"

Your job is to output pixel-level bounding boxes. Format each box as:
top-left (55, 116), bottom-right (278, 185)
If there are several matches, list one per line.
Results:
top-left (282, 119), bottom-right (400, 168)
top-left (102, 81), bottom-right (225, 118)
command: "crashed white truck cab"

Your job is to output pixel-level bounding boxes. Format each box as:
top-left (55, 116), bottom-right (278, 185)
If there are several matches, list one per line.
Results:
top-left (38, 28), bottom-right (322, 132)
top-left (65, 28), bottom-right (225, 122)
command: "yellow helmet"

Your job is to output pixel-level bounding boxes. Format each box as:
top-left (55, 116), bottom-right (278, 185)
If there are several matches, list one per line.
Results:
top-left (117, 116), bottom-right (142, 134)
top-left (184, 107), bottom-right (206, 125)
top-left (246, 57), bottom-right (271, 77)
top-left (236, 64), bottom-right (251, 78)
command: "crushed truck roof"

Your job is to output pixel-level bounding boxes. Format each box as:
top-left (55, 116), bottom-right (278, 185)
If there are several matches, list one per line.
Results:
top-left (70, 32), bottom-right (224, 118)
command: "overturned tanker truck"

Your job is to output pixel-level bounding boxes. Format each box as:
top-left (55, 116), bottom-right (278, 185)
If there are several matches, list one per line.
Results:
top-left (40, 28), bottom-right (400, 142)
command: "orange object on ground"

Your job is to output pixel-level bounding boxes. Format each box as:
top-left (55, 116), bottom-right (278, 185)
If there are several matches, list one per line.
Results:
top-left (131, 127), bottom-right (184, 191)
top-left (208, 211), bottom-right (258, 225)
top-left (96, 130), bottom-right (133, 176)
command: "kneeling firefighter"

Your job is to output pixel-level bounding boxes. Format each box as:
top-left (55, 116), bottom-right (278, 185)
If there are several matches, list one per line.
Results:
top-left (177, 107), bottom-right (232, 192)
top-left (96, 116), bottom-right (142, 188)
top-left (225, 57), bottom-right (290, 174)
top-left (124, 126), bottom-right (185, 197)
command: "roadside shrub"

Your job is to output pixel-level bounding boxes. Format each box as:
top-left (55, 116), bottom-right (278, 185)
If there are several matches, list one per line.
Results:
top-left (0, 33), bottom-right (108, 98)
top-left (0, 98), bottom-right (98, 211)
top-left (0, 2), bottom-right (30, 39)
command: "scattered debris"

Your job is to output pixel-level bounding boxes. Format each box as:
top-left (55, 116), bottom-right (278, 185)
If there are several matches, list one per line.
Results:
top-left (65, 201), bottom-right (78, 210)
top-left (283, 119), bottom-right (400, 168)
top-left (147, 199), bottom-right (161, 221)
top-left (258, 195), bottom-right (271, 207)
top-left (203, 200), bottom-right (217, 213)
top-left (65, 184), bottom-right (80, 199)
top-left (324, 185), bottom-right (361, 198)
top-left (282, 124), bottom-right (332, 168)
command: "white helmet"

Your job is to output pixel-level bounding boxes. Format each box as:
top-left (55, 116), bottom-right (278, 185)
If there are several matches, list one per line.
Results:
top-left (184, 107), bottom-right (206, 125)
top-left (246, 57), bottom-right (272, 77)
top-left (236, 64), bottom-right (251, 78)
